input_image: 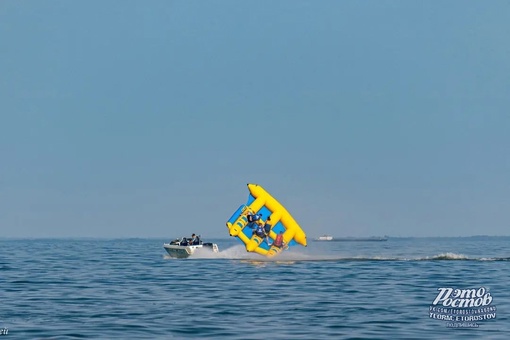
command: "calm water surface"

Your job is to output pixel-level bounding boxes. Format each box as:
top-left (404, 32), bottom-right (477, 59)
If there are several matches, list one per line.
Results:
top-left (1, 237), bottom-right (509, 339)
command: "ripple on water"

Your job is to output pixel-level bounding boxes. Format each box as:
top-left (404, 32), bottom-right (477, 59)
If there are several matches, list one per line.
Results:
top-left (1, 238), bottom-right (509, 339)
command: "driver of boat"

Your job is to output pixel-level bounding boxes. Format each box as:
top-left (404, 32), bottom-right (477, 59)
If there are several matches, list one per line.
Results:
top-left (180, 237), bottom-right (188, 246)
top-left (190, 233), bottom-right (199, 245)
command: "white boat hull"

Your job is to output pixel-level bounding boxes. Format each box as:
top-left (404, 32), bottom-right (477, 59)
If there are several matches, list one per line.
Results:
top-left (163, 243), bottom-right (219, 258)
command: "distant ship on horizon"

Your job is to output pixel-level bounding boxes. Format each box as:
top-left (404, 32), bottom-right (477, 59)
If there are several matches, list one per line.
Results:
top-left (316, 235), bottom-right (333, 241)
top-left (315, 235), bottom-right (389, 242)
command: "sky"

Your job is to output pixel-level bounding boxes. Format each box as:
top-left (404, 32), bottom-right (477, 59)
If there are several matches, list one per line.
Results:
top-left (1, 1), bottom-right (509, 238)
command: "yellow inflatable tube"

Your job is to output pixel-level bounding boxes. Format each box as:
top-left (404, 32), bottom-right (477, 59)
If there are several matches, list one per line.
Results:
top-left (226, 184), bottom-right (307, 257)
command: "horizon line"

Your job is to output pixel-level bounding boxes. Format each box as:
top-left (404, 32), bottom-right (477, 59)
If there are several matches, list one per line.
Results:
top-left (1, 235), bottom-right (509, 240)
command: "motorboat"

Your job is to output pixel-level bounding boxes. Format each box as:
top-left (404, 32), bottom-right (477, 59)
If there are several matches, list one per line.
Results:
top-left (163, 236), bottom-right (219, 258)
top-left (316, 235), bottom-right (333, 241)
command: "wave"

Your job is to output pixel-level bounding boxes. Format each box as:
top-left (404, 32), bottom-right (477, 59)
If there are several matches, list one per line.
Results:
top-left (165, 247), bottom-right (510, 262)
top-left (420, 252), bottom-right (509, 261)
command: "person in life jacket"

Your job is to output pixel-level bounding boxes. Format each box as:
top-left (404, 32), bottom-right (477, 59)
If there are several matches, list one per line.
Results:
top-left (273, 231), bottom-right (285, 248)
top-left (253, 222), bottom-right (272, 246)
top-left (263, 216), bottom-right (272, 235)
top-left (246, 212), bottom-right (262, 229)
top-left (246, 211), bottom-right (259, 223)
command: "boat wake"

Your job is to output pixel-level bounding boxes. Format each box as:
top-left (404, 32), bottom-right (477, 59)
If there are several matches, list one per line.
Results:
top-left (166, 246), bottom-right (510, 262)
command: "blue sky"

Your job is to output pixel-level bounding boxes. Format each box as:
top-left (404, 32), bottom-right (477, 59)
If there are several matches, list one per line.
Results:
top-left (1, 1), bottom-right (509, 238)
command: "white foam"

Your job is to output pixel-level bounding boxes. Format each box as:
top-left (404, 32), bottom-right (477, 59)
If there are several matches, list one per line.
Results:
top-left (429, 252), bottom-right (469, 260)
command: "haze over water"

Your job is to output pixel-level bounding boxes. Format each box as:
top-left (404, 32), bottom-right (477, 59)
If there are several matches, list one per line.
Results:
top-left (1, 237), bottom-right (508, 339)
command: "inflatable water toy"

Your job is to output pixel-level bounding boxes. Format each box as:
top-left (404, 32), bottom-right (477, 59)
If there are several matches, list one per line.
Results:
top-left (226, 184), bottom-right (307, 257)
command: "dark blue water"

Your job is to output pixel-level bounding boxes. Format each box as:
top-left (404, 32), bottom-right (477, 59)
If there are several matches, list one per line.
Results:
top-left (1, 237), bottom-right (508, 339)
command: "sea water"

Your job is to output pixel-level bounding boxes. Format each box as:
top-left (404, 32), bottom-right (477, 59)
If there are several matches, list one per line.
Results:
top-left (1, 237), bottom-right (509, 339)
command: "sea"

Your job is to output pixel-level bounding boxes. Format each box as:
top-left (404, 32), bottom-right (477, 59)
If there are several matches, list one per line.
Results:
top-left (1, 236), bottom-right (509, 339)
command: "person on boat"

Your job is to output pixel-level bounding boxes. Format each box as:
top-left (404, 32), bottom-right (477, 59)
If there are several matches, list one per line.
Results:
top-left (180, 237), bottom-right (188, 246)
top-left (190, 233), bottom-right (199, 245)
top-left (273, 231), bottom-right (285, 248)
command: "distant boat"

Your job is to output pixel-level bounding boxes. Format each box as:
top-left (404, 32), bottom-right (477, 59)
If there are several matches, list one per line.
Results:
top-left (331, 236), bottom-right (389, 242)
top-left (316, 235), bottom-right (333, 241)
